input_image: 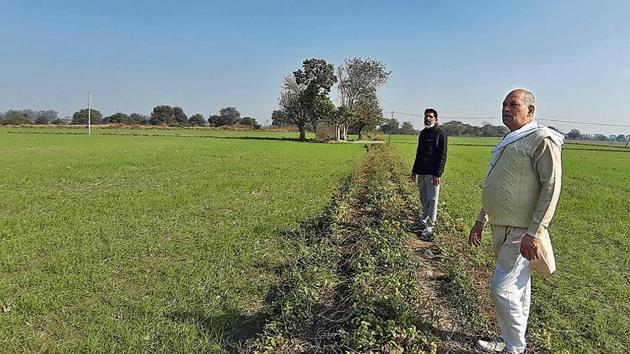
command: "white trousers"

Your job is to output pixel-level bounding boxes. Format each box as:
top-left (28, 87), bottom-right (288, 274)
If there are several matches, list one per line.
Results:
top-left (491, 226), bottom-right (532, 354)
top-left (417, 175), bottom-right (440, 227)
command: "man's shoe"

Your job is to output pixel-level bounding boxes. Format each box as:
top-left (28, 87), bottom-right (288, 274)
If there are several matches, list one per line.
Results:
top-left (409, 221), bottom-right (426, 233)
top-left (419, 227), bottom-right (434, 241)
top-left (475, 337), bottom-right (506, 353)
top-left (500, 349), bottom-right (524, 354)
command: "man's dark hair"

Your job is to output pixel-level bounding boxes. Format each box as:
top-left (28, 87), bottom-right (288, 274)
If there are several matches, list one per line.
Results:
top-left (424, 108), bottom-right (438, 120)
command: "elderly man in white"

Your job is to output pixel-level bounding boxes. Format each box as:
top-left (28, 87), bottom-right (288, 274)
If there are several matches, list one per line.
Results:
top-left (469, 89), bottom-right (564, 354)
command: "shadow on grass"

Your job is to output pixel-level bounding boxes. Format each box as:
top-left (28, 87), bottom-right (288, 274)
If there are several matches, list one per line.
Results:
top-left (168, 306), bottom-right (266, 352)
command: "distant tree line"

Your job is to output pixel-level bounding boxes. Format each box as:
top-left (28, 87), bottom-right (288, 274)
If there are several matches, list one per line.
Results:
top-left (1, 106), bottom-right (260, 129)
top-left (378, 118), bottom-right (418, 135)
top-left (376, 118), bottom-right (629, 141)
top-left (0, 109), bottom-right (61, 125)
top-left (438, 121), bottom-right (509, 137)
top-left (565, 128), bottom-right (628, 142)
top-left (376, 119), bottom-right (509, 137)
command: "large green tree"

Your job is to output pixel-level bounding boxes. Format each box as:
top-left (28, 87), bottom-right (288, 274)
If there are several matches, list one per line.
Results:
top-left (149, 105), bottom-right (187, 126)
top-left (208, 107), bottom-right (241, 127)
top-left (103, 113), bottom-right (130, 124)
top-left (188, 113), bottom-right (205, 127)
top-left (353, 92), bottom-right (383, 140)
top-left (293, 58), bottom-right (337, 137)
top-left (239, 116), bottom-right (260, 128)
top-left (72, 108), bottom-right (103, 125)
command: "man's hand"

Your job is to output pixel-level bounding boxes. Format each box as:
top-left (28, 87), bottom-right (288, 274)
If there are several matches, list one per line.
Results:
top-left (411, 172), bottom-right (417, 182)
top-left (468, 221), bottom-right (484, 247)
top-left (432, 176), bottom-right (441, 186)
top-left (520, 234), bottom-right (541, 261)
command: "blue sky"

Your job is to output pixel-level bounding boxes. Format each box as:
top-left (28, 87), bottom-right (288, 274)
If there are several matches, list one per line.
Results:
top-left (1, 0), bottom-right (629, 134)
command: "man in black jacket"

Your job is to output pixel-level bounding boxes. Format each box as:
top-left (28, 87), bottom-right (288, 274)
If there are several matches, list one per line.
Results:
top-left (411, 108), bottom-right (448, 239)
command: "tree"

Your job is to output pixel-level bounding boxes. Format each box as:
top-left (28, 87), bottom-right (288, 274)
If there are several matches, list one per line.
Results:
top-left (219, 107), bottom-right (241, 125)
top-left (309, 95), bottom-right (336, 136)
top-left (440, 121), bottom-right (466, 136)
top-left (353, 92), bottom-right (383, 140)
top-left (208, 107), bottom-right (241, 127)
top-left (271, 110), bottom-right (287, 126)
top-left (616, 134), bottom-right (627, 142)
top-left (240, 116), bottom-right (260, 128)
top-left (72, 108), bottom-right (103, 125)
top-left (566, 129), bottom-right (582, 140)
top-left (292, 58), bottom-right (337, 137)
top-left (149, 105), bottom-right (187, 126)
top-left (149, 105), bottom-right (174, 125)
top-left (400, 121), bottom-right (416, 135)
top-left (380, 118), bottom-right (399, 134)
top-left (172, 107), bottom-right (188, 125)
top-left (278, 76), bottom-right (310, 140)
top-left (189, 113), bottom-right (205, 127)
top-left (481, 123), bottom-right (506, 137)
top-left (293, 58), bottom-right (337, 96)
top-left (337, 58), bottom-right (390, 111)
top-left (337, 58), bottom-right (390, 140)
top-left (35, 116), bottom-right (49, 124)
top-left (129, 113), bottom-right (147, 125)
top-left (103, 113), bottom-right (130, 124)
top-left (1, 111), bottom-right (31, 125)
top-left (50, 118), bottom-right (67, 125)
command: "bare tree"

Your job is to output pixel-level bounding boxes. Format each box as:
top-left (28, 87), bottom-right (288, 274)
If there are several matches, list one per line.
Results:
top-left (279, 76), bottom-right (310, 141)
top-left (337, 58), bottom-right (390, 140)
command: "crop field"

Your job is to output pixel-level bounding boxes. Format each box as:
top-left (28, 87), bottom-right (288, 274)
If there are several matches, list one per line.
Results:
top-left (1, 126), bottom-right (628, 353)
top-left (0, 129), bottom-right (363, 352)
top-left (398, 141), bottom-right (630, 353)
top-left (1, 126), bottom-right (315, 140)
top-left (390, 133), bottom-right (629, 151)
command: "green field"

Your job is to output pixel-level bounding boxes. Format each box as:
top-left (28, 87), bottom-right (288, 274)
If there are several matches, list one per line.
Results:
top-left (1, 127), bottom-right (628, 352)
top-left (0, 130), bottom-right (363, 351)
top-left (398, 141), bottom-right (630, 353)
top-left (1, 126), bottom-right (314, 140)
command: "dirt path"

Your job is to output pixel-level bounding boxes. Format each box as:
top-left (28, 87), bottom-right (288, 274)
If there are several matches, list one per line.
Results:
top-left (406, 236), bottom-right (480, 354)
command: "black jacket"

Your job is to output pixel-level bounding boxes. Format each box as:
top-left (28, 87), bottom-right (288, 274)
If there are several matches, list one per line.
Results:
top-left (412, 126), bottom-right (448, 177)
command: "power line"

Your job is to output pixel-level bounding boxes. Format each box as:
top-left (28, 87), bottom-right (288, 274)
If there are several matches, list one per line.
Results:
top-left (536, 118), bottom-right (630, 128)
top-left (387, 110), bottom-right (630, 127)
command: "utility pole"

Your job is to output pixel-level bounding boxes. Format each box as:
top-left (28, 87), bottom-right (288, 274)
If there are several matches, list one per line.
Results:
top-left (388, 110), bottom-right (394, 143)
top-left (87, 91), bottom-right (92, 135)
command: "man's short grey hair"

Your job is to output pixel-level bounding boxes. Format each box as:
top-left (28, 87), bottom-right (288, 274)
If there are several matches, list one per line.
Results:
top-left (522, 89), bottom-right (535, 107)
top-left (509, 88), bottom-right (536, 107)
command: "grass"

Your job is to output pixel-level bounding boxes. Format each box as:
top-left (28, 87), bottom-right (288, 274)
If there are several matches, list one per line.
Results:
top-left (0, 130), bottom-right (364, 352)
top-left (1, 125), bottom-right (627, 352)
top-left (397, 140), bottom-right (630, 353)
top-left (2, 125), bottom-right (314, 140)
top-left (389, 133), bottom-right (629, 151)
top-left (250, 144), bottom-right (436, 353)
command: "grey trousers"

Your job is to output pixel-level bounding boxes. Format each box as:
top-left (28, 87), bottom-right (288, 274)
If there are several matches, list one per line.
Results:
top-left (417, 174), bottom-right (440, 227)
